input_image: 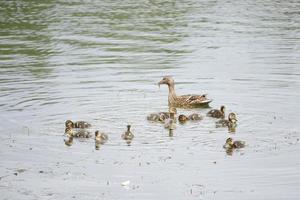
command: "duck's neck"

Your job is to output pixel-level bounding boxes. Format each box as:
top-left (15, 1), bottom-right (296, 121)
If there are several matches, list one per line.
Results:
top-left (167, 83), bottom-right (177, 105)
top-left (127, 126), bottom-right (131, 132)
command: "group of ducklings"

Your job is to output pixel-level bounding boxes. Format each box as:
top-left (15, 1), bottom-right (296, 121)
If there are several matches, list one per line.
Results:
top-left (147, 105), bottom-right (245, 153)
top-left (64, 120), bottom-right (134, 149)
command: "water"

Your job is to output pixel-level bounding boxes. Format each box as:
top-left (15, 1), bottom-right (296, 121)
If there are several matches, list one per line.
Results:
top-left (0, 0), bottom-right (300, 199)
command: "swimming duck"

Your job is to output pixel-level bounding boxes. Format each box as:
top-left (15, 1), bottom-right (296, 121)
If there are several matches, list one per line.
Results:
top-left (65, 120), bottom-right (91, 129)
top-left (147, 113), bottom-right (166, 123)
top-left (216, 113), bottom-right (237, 128)
top-left (64, 136), bottom-right (73, 147)
top-left (65, 127), bottom-right (91, 138)
top-left (122, 125), bottom-right (134, 141)
top-left (164, 118), bottom-right (176, 130)
top-left (178, 114), bottom-right (189, 123)
top-left (188, 113), bottom-right (203, 121)
top-left (65, 127), bottom-right (74, 137)
top-left (207, 105), bottom-right (225, 118)
top-left (95, 130), bottom-right (108, 145)
top-left (223, 137), bottom-right (245, 149)
top-left (158, 76), bottom-right (212, 108)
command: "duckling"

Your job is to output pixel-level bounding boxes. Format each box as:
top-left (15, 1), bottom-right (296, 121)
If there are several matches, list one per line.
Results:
top-left (122, 125), bottom-right (134, 141)
top-left (65, 127), bottom-right (74, 137)
top-left (207, 105), bottom-right (225, 118)
top-left (74, 129), bottom-right (92, 138)
top-left (65, 120), bottom-right (74, 128)
top-left (223, 137), bottom-right (245, 150)
top-left (147, 113), bottom-right (166, 123)
top-left (95, 130), bottom-right (108, 145)
top-left (65, 120), bottom-right (91, 129)
top-left (188, 113), bottom-right (203, 121)
top-left (216, 112), bottom-right (237, 128)
top-left (64, 136), bottom-right (73, 147)
top-left (178, 114), bottom-right (189, 123)
top-left (164, 119), bottom-right (176, 130)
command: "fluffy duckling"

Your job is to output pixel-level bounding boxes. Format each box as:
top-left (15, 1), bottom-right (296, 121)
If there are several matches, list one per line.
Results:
top-left (188, 113), bottom-right (203, 121)
top-left (164, 119), bottom-right (176, 130)
top-left (178, 114), bottom-right (189, 123)
top-left (223, 137), bottom-right (245, 149)
top-left (65, 120), bottom-right (91, 129)
top-left (207, 106), bottom-right (225, 118)
top-left (64, 136), bottom-right (73, 147)
top-left (216, 112), bottom-right (237, 128)
top-left (65, 127), bottom-right (74, 137)
top-left (147, 113), bottom-right (166, 123)
top-left (122, 125), bottom-right (134, 141)
top-left (95, 131), bottom-right (108, 145)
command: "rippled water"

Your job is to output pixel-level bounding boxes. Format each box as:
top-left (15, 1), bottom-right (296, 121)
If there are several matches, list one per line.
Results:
top-left (0, 0), bottom-right (300, 199)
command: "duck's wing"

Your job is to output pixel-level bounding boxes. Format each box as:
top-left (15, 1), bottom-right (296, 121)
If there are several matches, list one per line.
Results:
top-left (179, 94), bottom-right (211, 105)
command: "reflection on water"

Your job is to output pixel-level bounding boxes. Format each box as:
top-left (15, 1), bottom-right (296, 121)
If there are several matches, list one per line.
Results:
top-left (0, 0), bottom-right (300, 199)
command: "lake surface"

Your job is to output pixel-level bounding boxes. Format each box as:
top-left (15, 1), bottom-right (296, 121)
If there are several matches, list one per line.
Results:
top-left (0, 0), bottom-right (300, 199)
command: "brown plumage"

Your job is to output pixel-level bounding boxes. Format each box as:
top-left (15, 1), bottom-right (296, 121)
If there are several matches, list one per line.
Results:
top-left (207, 105), bottom-right (225, 118)
top-left (65, 120), bottom-right (91, 129)
top-left (158, 76), bottom-right (212, 108)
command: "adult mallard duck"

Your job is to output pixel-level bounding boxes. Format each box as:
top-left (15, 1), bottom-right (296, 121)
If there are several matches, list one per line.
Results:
top-left (65, 120), bottom-right (91, 129)
top-left (158, 76), bottom-right (212, 108)
top-left (207, 105), bottom-right (225, 118)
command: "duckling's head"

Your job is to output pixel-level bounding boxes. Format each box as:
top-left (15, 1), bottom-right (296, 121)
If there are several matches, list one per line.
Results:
top-left (95, 130), bottom-right (100, 137)
top-left (225, 137), bottom-right (233, 145)
top-left (178, 114), bottom-right (189, 123)
top-left (65, 120), bottom-right (74, 128)
top-left (228, 113), bottom-right (237, 123)
top-left (220, 105), bottom-right (225, 113)
top-left (158, 76), bottom-right (174, 87)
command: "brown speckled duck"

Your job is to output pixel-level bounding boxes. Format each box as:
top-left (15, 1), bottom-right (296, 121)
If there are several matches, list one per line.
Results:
top-left (158, 76), bottom-right (212, 108)
top-left (207, 105), bottom-right (225, 118)
top-left (147, 113), bottom-right (166, 123)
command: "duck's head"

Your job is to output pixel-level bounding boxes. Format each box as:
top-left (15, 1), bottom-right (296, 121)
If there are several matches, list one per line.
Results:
top-left (127, 125), bottom-right (131, 131)
top-left (225, 137), bottom-right (233, 146)
top-left (220, 105), bottom-right (225, 113)
top-left (228, 113), bottom-right (237, 123)
top-left (65, 120), bottom-right (74, 128)
top-left (178, 114), bottom-right (189, 123)
top-left (158, 76), bottom-right (174, 87)
top-left (95, 130), bottom-right (100, 138)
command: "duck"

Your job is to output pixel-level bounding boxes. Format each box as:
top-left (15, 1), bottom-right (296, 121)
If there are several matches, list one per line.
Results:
top-left (65, 127), bottom-right (91, 138)
top-left (207, 105), bottom-right (225, 118)
top-left (122, 125), bottom-right (134, 141)
top-left (164, 118), bottom-right (176, 130)
top-left (216, 113), bottom-right (237, 128)
top-left (158, 76), bottom-right (212, 108)
top-left (64, 136), bottom-right (73, 147)
top-left (147, 113), bottom-right (166, 123)
top-left (223, 137), bottom-right (245, 150)
top-left (188, 113), bottom-right (203, 121)
top-left (65, 120), bottom-right (91, 129)
top-left (95, 131), bottom-right (108, 145)
top-left (178, 114), bottom-right (189, 123)
top-left (65, 127), bottom-right (74, 137)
